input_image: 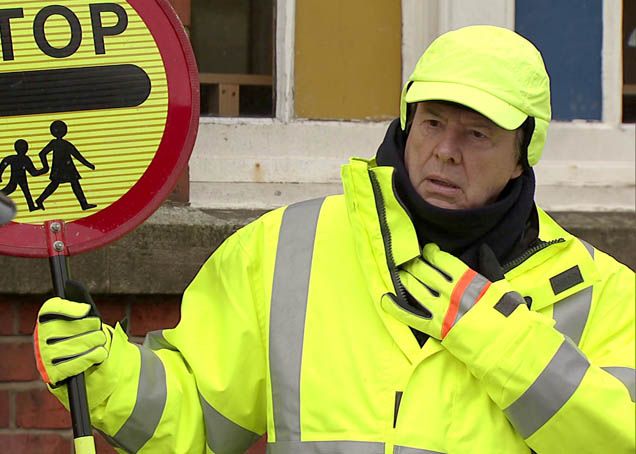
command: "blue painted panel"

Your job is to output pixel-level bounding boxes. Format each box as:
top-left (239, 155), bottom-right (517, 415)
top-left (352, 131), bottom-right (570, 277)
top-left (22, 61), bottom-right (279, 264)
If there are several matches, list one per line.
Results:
top-left (515, 0), bottom-right (602, 121)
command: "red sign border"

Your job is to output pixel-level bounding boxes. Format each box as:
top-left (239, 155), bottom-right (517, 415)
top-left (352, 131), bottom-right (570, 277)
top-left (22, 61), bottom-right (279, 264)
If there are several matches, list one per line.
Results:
top-left (0, 0), bottom-right (200, 258)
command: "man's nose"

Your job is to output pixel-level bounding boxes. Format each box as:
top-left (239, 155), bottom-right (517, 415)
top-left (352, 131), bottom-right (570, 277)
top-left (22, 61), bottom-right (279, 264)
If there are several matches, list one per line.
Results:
top-left (434, 130), bottom-right (461, 163)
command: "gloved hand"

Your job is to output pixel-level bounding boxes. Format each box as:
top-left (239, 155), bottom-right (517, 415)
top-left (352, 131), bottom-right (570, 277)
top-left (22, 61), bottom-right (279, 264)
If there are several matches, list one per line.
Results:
top-left (34, 297), bottom-right (112, 386)
top-left (382, 243), bottom-right (525, 340)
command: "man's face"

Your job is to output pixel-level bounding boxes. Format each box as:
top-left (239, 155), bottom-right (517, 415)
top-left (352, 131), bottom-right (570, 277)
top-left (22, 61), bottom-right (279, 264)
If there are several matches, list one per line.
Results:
top-left (404, 101), bottom-right (523, 210)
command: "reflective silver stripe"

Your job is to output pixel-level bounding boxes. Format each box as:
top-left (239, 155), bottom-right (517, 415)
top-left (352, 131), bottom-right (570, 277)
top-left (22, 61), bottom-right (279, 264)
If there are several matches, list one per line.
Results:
top-left (452, 273), bottom-right (489, 327)
top-left (552, 238), bottom-right (595, 345)
top-left (113, 345), bottom-right (167, 452)
top-left (143, 329), bottom-right (178, 352)
top-left (553, 285), bottom-right (593, 345)
top-left (394, 446), bottom-right (445, 454)
top-left (580, 239), bottom-right (595, 258)
top-left (505, 338), bottom-right (590, 438)
top-left (269, 198), bottom-right (325, 441)
top-left (602, 367), bottom-right (636, 402)
top-left (267, 440), bottom-right (385, 453)
top-left (200, 393), bottom-right (261, 453)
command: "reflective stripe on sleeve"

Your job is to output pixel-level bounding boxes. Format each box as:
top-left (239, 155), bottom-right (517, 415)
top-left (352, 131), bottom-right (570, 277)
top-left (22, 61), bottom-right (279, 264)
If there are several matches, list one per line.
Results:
top-left (601, 367), bottom-right (636, 402)
top-left (199, 393), bottom-right (261, 453)
top-left (143, 329), bottom-right (178, 352)
top-left (267, 440), bottom-right (385, 453)
top-left (553, 285), bottom-right (593, 345)
top-left (394, 446), bottom-right (446, 454)
top-left (580, 239), bottom-right (595, 258)
top-left (505, 338), bottom-right (590, 438)
top-left (451, 272), bottom-right (490, 327)
top-left (552, 238), bottom-right (594, 344)
top-left (269, 198), bottom-right (325, 441)
top-left (266, 441), bottom-right (445, 453)
top-left (113, 345), bottom-right (167, 452)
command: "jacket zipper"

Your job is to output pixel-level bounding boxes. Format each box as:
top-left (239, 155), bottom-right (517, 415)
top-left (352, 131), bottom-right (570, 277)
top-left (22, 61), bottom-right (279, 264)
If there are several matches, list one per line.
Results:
top-left (369, 171), bottom-right (409, 305)
top-left (502, 238), bottom-right (566, 273)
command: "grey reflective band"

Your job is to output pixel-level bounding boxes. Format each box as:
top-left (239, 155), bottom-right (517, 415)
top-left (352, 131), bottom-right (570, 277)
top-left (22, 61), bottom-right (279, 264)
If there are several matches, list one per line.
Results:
top-left (505, 338), bottom-right (590, 438)
top-left (200, 393), bottom-right (261, 453)
top-left (143, 329), bottom-right (178, 352)
top-left (394, 446), bottom-right (445, 454)
top-left (493, 291), bottom-right (524, 317)
top-left (113, 345), bottom-right (167, 452)
top-left (269, 198), bottom-right (325, 441)
top-left (452, 273), bottom-right (489, 327)
top-left (267, 440), bottom-right (385, 453)
top-left (580, 239), bottom-right (595, 258)
top-left (602, 367), bottom-right (636, 402)
top-left (553, 286), bottom-right (593, 345)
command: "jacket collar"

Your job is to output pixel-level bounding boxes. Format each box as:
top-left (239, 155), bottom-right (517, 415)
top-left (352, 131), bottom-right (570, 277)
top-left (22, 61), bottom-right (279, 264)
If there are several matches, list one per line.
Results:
top-left (341, 158), bottom-right (600, 362)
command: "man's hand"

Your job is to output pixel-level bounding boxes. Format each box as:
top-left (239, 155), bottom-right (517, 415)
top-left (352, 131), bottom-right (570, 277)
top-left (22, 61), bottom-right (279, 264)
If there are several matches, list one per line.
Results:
top-left (34, 297), bottom-right (112, 386)
top-left (382, 243), bottom-right (525, 339)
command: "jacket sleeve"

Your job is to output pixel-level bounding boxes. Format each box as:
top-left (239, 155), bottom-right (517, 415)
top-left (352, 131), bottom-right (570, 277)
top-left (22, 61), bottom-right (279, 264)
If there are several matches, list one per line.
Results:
top-left (441, 250), bottom-right (635, 453)
top-left (52, 224), bottom-right (269, 453)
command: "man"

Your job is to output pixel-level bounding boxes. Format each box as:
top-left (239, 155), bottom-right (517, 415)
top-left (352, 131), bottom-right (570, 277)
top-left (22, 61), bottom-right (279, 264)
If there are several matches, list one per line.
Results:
top-left (34, 26), bottom-right (634, 453)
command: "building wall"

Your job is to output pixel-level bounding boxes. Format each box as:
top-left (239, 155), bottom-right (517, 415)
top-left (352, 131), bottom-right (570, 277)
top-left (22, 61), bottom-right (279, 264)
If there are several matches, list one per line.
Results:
top-left (190, 0), bottom-right (635, 212)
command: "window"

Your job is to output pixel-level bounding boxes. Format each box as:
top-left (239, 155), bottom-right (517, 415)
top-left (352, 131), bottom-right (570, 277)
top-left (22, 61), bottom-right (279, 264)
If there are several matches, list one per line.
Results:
top-left (190, 0), bottom-right (274, 117)
top-left (516, 0), bottom-right (603, 121)
top-left (623, 0), bottom-right (636, 123)
top-left (294, 0), bottom-right (402, 120)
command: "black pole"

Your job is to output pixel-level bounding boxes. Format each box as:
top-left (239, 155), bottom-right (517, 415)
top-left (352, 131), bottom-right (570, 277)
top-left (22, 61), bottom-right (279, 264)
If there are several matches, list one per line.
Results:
top-left (48, 254), bottom-right (95, 453)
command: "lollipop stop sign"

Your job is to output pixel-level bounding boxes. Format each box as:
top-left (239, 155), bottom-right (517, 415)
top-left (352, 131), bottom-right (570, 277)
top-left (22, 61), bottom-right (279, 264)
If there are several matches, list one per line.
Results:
top-left (0, 1), bottom-right (199, 452)
top-left (0, 0), bottom-right (199, 256)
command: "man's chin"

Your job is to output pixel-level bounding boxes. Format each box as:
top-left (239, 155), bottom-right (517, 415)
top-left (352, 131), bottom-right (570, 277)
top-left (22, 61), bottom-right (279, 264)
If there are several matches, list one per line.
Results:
top-left (423, 196), bottom-right (464, 210)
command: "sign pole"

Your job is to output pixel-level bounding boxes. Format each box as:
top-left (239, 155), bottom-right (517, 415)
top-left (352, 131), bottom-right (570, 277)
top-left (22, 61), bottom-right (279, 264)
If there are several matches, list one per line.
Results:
top-left (46, 220), bottom-right (95, 453)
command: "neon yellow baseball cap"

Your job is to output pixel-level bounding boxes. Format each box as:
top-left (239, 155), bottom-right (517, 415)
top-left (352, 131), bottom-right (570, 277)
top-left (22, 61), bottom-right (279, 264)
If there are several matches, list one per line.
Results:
top-left (401, 25), bottom-right (551, 166)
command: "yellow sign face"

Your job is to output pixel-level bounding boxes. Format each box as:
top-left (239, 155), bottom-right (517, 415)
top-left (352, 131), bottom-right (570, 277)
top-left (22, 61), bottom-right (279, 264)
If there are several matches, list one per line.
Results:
top-left (0, 1), bottom-right (168, 224)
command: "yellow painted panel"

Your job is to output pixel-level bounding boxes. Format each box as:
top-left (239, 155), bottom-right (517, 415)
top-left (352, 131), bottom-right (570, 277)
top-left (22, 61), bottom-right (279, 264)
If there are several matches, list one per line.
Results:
top-left (294, 0), bottom-right (402, 120)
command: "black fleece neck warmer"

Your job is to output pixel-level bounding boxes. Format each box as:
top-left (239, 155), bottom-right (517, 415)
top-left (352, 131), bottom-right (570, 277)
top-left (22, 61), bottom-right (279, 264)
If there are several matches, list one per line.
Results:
top-left (376, 119), bottom-right (537, 271)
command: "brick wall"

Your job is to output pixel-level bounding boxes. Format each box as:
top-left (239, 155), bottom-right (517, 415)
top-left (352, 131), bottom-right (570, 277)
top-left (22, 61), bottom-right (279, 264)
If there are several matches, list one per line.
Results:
top-left (0, 295), bottom-right (266, 453)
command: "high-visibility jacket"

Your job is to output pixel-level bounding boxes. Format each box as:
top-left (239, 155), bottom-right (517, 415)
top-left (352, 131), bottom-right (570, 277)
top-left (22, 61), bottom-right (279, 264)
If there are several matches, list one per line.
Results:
top-left (57, 158), bottom-right (635, 453)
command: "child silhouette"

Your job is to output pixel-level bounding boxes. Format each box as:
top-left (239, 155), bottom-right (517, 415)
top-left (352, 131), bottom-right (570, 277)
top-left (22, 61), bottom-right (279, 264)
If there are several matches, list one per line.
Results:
top-left (35, 120), bottom-right (96, 211)
top-left (0, 139), bottom-right (46, 212)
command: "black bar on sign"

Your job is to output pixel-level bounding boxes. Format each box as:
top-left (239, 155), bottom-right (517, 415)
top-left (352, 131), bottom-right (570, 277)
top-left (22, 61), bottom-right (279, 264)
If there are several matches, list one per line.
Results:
top-left (0, 64), bottom-right (151, 117)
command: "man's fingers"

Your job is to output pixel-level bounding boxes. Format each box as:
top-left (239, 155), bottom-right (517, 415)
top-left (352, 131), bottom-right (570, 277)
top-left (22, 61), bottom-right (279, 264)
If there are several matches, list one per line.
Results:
top-left (50, 345), bottom-right (109, 386)
top-left (43, 329), bottom-right (106, 360)
top-left (422, 243), bottom-right (466, 280)
top-left (38, 298), bottom-right (93, 323)
top-left (39, 317), bottom-right (102, 342)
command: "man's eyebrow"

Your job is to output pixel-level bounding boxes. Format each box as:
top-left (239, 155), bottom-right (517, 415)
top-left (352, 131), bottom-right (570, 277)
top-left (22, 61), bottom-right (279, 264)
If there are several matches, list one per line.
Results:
top-left (462, 114), bottom-right (497, 129)
top-left (420, 105), bottom-right (444, 118)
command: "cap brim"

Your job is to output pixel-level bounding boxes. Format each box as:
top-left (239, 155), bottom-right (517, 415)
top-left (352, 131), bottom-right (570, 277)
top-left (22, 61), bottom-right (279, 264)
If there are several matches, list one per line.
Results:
top-left (405, 81), bottom-right (527, 130)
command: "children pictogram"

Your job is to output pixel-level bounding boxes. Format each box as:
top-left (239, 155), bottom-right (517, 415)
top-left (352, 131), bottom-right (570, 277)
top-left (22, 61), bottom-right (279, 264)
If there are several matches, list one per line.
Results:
top-left (35, 120), bottom-right (97, 211)
top-left (0, 139), bottom-right (46, 211)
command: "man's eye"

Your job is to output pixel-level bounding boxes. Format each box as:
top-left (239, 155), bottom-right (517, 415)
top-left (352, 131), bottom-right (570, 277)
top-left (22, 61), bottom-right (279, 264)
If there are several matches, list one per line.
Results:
top-left (426, 120), bottom-right (440, 127)
top-left (471, 130), bottom-right (487, 139)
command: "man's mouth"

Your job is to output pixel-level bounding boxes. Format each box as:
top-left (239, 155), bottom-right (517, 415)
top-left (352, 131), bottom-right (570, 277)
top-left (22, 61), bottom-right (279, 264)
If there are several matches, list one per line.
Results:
top-left (426, 176), bottom-right (460, 189)
top-left (428, 178), bottom-right (459, 188)
top-left (422, 176), bottom-right (462, 199)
